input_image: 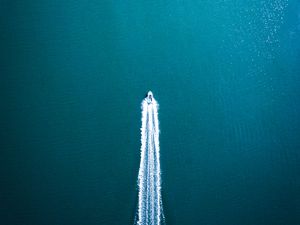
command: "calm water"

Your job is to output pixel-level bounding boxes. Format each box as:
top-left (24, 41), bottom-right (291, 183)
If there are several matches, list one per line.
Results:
top-left (1, 1), bottom-right (300, 225)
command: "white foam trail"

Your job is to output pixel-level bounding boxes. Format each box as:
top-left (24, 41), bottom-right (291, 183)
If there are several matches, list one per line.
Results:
top-left (136, 95), bottom-right (164, 225)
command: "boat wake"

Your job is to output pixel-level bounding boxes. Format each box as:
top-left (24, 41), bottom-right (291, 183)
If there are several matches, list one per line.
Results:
top-left (134, 91), bottom-right (165, 225)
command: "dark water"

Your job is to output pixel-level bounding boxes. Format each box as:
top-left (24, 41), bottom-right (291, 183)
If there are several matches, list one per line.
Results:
top-left (1, 1), bottom-right (300, 225)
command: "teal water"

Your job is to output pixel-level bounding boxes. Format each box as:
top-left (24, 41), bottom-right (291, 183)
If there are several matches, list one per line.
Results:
top-left (1, 1), bottom-right (300, 225)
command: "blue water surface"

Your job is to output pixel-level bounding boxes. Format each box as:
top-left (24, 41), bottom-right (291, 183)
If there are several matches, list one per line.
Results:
top-left (1, 1), bottom-right (299, 224)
